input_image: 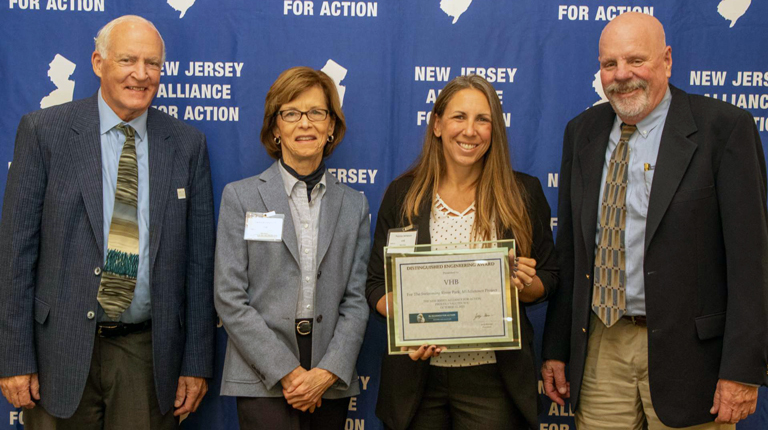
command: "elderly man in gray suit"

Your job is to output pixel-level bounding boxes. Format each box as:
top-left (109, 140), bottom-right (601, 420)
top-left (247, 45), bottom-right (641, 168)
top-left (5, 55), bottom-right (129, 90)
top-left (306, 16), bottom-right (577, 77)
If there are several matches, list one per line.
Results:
top-left (0, 15), bottom-right (216, 429)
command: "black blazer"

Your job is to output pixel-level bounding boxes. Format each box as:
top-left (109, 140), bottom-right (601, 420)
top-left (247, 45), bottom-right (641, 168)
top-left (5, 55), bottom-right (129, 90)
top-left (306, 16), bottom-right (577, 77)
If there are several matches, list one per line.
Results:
top-left (366, 173), bottom-right (558, 430)
top-left (542, 85), bottom-right (768, 427)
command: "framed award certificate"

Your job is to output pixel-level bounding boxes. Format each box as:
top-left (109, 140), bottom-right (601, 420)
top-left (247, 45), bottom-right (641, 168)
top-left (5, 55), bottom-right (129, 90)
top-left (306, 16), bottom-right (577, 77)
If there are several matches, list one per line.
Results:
top-left (383, 239), bottom-right (520, 355)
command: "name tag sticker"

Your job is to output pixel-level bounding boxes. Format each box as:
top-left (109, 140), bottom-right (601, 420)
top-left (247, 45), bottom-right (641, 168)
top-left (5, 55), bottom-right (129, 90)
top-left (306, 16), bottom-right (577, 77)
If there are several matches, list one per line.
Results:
top-left (177, 188), bottom-right (186, 199)
top-left (244, 212), bottom-right (285, 242)
top-left (386, 226), bottom-right (418, 254)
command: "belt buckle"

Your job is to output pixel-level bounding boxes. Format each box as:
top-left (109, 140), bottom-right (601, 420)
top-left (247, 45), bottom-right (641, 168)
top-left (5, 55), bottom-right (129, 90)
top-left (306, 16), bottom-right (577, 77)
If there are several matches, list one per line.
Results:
top-left (97, 322), bottom-right (120, 337)
top-left (296, 320), bottom-right (312, 336)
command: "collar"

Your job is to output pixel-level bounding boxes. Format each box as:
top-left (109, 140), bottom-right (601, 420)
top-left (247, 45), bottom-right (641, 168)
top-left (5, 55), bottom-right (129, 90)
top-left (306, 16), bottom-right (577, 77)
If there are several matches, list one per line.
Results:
top-left (277, 159), bottom-right (327, 197)
top-left (613, 86), bottom-right (672, 139)
top-left (97, 88), bottom-right (148, 140)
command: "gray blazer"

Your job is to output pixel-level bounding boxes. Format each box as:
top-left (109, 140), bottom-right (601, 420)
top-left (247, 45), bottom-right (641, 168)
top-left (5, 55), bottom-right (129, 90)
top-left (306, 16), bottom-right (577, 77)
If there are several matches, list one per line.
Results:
top-left (214, 161), bottom-right (370, 398)
top-left (0, 95), bottom-right (216, 418)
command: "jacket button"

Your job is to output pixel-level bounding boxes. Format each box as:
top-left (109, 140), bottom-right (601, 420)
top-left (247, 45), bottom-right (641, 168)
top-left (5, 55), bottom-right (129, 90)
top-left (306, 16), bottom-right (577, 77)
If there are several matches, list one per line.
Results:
top-left (317, 315), bottom-right (323, 323)
top-left (87, 311), bottom-right (95, 320)
top-left (94, 267), bottom-right (102, 276)
top-left (582, 327), bottom-right (586, 333)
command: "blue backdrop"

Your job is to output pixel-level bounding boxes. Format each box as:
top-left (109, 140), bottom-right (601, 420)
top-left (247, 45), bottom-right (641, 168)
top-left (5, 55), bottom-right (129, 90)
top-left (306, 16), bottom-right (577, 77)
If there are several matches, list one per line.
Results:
top-left (1, 1), bottom-right (767, 429)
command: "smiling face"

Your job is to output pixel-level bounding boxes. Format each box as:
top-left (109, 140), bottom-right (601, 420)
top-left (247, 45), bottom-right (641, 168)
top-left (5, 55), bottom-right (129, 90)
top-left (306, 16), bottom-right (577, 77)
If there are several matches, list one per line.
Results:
top-left (92, 20), bottom-right (163, 122)
top-left (598, 13), bottom-right (671, 124)
top-left (273, 86), bottom-right (335, 171)
top-left (434, 88), bottom-right (492, 175)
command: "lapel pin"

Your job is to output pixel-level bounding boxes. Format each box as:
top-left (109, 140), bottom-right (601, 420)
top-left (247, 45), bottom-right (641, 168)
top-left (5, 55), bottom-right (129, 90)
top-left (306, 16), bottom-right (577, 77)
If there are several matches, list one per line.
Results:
top-left (177, 188), bottom-right (186, 199)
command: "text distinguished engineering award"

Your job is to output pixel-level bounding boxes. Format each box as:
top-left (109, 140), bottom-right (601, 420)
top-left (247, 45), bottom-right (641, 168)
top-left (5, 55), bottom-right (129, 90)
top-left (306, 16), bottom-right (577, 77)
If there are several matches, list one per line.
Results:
top-left (384, 240), bottom-right (520, 354)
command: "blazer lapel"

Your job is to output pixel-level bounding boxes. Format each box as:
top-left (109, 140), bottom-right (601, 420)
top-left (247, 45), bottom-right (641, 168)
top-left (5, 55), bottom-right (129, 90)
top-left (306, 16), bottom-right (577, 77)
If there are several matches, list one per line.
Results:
top-left (645, 87), bottom-right (698, 251)
top-left (578, 110), bottom-right (614, 262)
top-left (69, 95), bottom-right (104, 252)
top-left (257, 162), bottom-right (300, 265)
top-left (148, 111), bottom-right (175, 267)
top-left (416, 198), bottom-right (432, 245)
top-left (316, 172), bottom-right (344, 267)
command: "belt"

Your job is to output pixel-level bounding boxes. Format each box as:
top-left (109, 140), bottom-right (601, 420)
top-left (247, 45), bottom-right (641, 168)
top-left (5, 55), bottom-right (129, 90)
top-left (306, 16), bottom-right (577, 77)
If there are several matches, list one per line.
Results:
top-left (296, 319), bottom-right (313, 336)
top-left (622, 315), bottom-right (647, 326)
top-left (97, 320), bottom-right (152, 338)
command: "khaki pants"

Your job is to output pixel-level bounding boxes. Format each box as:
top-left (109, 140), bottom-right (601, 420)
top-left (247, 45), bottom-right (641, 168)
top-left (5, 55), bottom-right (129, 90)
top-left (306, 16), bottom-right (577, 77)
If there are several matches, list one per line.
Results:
top-left (576, 315), bottom-right (733, 430)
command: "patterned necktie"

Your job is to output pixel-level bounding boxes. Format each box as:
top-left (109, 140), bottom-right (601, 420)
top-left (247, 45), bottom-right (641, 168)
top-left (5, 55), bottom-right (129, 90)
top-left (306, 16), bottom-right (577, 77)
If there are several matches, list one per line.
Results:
top-left (98, 124), bottom-right (140, 320)
top-left (592, 123), bottom-right (637, 327)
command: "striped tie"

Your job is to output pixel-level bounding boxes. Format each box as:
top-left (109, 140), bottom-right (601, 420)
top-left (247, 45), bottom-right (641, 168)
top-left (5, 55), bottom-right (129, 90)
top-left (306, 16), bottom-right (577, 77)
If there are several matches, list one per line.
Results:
top-left (592, 123), bottom-right (637, 327)
top-left (97, 124), bottom-right (140, 321)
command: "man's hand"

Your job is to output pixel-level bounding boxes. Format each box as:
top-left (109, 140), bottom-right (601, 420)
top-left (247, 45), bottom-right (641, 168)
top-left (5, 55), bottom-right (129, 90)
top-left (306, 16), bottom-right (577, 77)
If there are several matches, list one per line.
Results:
top-left (0, 373), bottom-right (40, 409)
top-left (173, 376), bottom-right (208, 417)
top-left (283, 368), bottom-right (337, 412)
top-left (541, 360), bottom-right (569, 406)
top-left (710, 379), bottom-right (758, 424)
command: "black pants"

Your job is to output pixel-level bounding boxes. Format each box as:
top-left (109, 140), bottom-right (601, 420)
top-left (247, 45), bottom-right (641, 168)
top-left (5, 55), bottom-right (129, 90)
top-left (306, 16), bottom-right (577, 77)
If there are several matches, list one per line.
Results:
top-left (237, 395), bottom-right (348, 430)
top-left (402, 363), bottom-right (527, 430)
top-left (236, 324), bottom-right (349, 430)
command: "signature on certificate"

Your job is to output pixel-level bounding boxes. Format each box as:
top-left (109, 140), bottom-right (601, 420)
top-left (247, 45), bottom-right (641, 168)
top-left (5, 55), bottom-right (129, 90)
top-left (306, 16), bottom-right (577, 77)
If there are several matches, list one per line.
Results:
top-left (473, 313), bottom-right (492, 321)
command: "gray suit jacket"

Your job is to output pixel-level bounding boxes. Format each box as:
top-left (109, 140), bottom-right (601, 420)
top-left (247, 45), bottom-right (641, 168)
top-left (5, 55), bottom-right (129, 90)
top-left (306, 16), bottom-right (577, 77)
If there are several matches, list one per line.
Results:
top-left (0, 94), bottom-right (217, 418)
top-left (215, 161), bottom-right (370, 398)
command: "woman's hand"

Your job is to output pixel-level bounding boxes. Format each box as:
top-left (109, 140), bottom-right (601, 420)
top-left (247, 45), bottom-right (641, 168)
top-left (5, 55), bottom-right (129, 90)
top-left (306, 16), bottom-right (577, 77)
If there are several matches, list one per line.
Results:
top-left (509, 250), bottom-right (545, 303)
top-left (280, 366), bottom-right (307, 391)
top-left (405, 344), bottom-right (445, 361)
top-left (375, 292), bottom-right (394, 317)
top-left (283, 368), bottom-right (338, 412)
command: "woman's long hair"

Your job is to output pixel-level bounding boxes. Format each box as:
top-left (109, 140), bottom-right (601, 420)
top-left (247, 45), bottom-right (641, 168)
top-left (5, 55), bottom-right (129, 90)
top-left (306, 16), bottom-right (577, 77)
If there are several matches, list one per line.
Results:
top-left (400, 75), bottom-right (532, 256)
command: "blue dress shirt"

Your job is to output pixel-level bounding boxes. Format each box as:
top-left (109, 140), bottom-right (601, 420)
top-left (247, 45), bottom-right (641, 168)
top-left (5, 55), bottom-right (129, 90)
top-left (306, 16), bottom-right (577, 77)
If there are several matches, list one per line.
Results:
top-left (596, 88), bottom-right (672, 316)
top-left (97, 90), bottom-right (151, 323)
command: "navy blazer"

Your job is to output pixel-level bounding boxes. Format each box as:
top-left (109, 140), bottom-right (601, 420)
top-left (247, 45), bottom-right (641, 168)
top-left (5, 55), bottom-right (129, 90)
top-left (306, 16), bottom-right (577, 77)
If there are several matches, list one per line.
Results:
top-left (0, 94), bottom-right (216, 418)
top-left (542, 85), bottom-right (768, 427)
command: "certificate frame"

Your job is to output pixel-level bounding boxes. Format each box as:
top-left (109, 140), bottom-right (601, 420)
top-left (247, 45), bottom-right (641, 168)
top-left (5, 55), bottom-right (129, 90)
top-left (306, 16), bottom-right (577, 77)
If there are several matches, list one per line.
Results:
top-left (383, 239), bottom-right (520, 355)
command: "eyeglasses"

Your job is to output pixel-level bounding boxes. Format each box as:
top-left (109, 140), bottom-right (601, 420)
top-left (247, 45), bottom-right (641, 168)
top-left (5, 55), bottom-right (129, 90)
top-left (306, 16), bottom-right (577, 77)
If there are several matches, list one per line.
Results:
top-left (277, 108), bottom-right (330, 123)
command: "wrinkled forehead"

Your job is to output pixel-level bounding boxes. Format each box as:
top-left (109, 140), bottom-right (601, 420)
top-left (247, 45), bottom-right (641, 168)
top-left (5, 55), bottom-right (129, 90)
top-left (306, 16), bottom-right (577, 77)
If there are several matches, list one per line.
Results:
top-left (599, 15), bottom-right (665, 57)
top-left (108, 22), bottom-right (163, 57)
top-left (599, 30), bottom-right (661, 61)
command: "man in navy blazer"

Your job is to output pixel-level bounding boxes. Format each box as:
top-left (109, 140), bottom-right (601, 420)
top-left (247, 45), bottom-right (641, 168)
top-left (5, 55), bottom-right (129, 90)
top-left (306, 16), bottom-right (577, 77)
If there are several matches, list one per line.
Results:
top-left (0, 15), bottom-right (215, 428)
top-left (542, 12), bottom-right (768, 428)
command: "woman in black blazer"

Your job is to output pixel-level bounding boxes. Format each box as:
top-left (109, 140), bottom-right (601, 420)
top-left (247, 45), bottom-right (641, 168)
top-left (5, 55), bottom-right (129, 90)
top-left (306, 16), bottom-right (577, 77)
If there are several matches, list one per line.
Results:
top-left (366, 75), bottom-right (558, 430)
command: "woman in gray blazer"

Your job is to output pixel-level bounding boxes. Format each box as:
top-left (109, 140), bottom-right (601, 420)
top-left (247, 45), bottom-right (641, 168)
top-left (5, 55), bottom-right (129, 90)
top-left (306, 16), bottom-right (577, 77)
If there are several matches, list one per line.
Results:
top-left (214, 67), bottom-right (371, 429)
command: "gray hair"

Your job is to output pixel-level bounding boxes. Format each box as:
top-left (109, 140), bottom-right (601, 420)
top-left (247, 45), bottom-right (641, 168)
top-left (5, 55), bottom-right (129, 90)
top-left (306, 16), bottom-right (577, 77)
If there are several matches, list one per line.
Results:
top-left (94, 15), bottom-right (166, 63)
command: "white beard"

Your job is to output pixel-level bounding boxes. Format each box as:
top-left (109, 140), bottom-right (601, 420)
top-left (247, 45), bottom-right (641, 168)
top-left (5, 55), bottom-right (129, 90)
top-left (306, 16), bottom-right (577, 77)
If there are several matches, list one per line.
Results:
top-left (605, 80), bottom-right (650, 120)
